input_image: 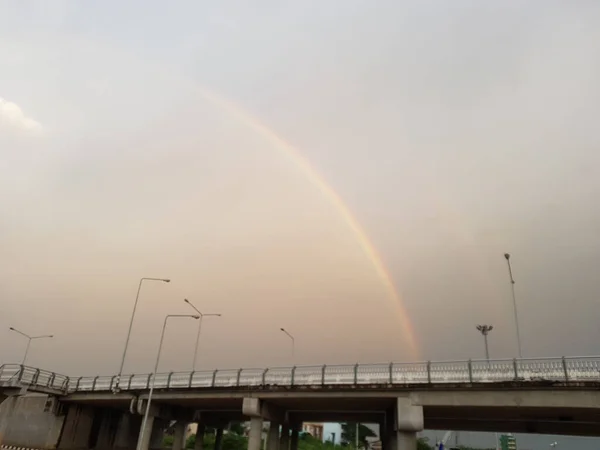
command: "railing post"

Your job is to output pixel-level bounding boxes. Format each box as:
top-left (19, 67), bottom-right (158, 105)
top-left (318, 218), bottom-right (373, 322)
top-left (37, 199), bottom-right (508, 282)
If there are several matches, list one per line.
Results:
top-left (92, 376), bottom-right (99, 391)
top-left (321, 365), bottom-right (326, 386)
top-left (63, 376), bottom-right (70, 391)
top-left (189, 371), bottom-right (195, 388)
top-left (212, 370), bottom-right (218, 387)
top-left (109, 376), bottom-right (116, 391)
top-left (354, 364), bottom-right (359, 385)
top-left (389, 363), bottom-right (393, 384)
top-left (75, 377), bottom-right (81, 391)
top-left (562, 357), bottom-right (569, 381)
top-left (128, 374), bottom-right (134, 390)
top-left (49, 372), bottom-right (55, 387)
top-left (32, 369), bottom-right (40, 385)
top-left (468, 360), bottom-right (473, 383)
top-left (17, 365), bottom-right (24, 382)
top-left (167, 372), bottom-right (173, 388)
top-left (236, 369), bottom-right (242, 387)
top-left (513, 358), bottom-right (519, 380)
top-left (427, 361), bottom-right (432, 384)
top-left (262, 369), bottom-right (268, 385)
top-left (146, 374), bottom-right (152, 389)
top-left (291, 366), bottom-right (296, 386)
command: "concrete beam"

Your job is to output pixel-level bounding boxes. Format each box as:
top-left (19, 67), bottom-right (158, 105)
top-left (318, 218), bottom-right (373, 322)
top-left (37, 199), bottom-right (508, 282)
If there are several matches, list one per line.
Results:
top-left (243, 398), bottom-right (285, 422)
top-left (412, 390), bottom-right (600, 409)
top-left (396, 398), bottom-right (423, 432)
top-left (427, 417), bottom-right (600, 437)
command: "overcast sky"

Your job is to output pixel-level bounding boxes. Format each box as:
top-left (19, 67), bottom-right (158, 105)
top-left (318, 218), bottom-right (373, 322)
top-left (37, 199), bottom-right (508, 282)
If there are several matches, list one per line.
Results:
top-left (1, 1), bottom-right (599, 376)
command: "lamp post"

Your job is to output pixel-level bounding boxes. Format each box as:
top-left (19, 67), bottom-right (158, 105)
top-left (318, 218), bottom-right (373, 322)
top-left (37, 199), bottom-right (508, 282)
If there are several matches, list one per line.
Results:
top-left (280, 328), bottom-right (295, 361)
top-left (476, 325), bottom-right (493, 361)
top-left (137, 314), bottom-right (199, 450)
top-left (115, 277), bottom-right (170, 392)
top-left (183, 299), bottom-right (221, 371)
top-left (504, 253), bottom-right (523, 358)
top-left (9, 327), bottom-right (53, 365)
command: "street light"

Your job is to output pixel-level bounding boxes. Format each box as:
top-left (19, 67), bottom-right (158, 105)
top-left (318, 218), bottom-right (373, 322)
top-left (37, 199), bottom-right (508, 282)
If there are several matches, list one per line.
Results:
top-left (9, 327), bottom-right (53, 365)
top-left (183, 299), bottom-right (221, 371)
top-left (475, 325), bottom-right (493, 361)
top-left (280, 328), bottom-right (295, 360)
top-left (115, 277), bottom-right (170, 391)
top-left (137, 314), bottom-right (199, 450)
top-left (504, 253), bottom-right (523, 358)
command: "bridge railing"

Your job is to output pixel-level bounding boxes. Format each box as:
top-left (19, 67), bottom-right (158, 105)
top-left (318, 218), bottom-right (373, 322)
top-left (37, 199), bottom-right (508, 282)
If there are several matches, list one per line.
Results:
top-left (0, 364), bottom-right (70, 391)
top-left (64, 356), bottom-right (600, 393)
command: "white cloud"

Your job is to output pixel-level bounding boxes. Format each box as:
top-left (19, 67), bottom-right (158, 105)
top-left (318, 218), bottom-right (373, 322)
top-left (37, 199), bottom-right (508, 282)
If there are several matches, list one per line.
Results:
top-left (0, 96), bottom-right (42, 133)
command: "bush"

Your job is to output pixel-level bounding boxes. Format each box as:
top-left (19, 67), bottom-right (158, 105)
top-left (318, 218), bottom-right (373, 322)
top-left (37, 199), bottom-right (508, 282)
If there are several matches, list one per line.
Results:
top-left (184, 431), bottom-right (246, 450)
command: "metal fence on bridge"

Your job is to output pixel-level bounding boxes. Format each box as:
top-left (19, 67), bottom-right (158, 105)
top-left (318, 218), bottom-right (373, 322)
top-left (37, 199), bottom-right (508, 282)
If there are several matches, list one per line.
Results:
top-left (2, 357), bottom-right (600, 394)
top-left (0, 364), bottom-right (70, 391)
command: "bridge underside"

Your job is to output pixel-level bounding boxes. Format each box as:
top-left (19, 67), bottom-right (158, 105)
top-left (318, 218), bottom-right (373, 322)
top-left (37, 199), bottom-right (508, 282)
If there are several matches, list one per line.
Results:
top-left (62, 386), bottom-right (600, 437)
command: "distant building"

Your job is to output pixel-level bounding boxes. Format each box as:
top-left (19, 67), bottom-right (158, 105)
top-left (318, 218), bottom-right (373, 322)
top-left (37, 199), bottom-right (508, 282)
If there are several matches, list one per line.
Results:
top-left (323, 423), bottom-right (343, 444)
top-left (500, 434), bottom-right (517, 450)
top-left (303, 422), bottom-right (324, 440)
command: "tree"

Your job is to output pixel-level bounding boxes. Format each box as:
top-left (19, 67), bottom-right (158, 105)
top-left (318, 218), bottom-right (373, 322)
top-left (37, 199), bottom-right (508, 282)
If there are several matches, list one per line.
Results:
top-left (228, 421), bottom-right (246, 435)
top-left (341, 423), bottom-right (376, 449)
top-left (418, 438), bottom-right (433, 450)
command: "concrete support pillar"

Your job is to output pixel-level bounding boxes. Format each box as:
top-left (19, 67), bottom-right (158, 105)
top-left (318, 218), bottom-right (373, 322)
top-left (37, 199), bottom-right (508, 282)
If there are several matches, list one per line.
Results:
top-left (172, 422), bottom-right (187, 450)
top-left (194, 424), bottom-right (205, 450)
top-left (279, 423), bottom-right (290, 450)
top-left (267, 422), bottom-right (280, 450)
top-left (379, 422), bottom-right (387, 450)
top-left (214, 428), bottom-right (224, 450)
top-left (393, 398), bottom-right (423, 450)
top-left (137, 415), bottom-right (155, 450)
top-left (397, 432), bottom-right (417, 450)
top-left (248, 417), bottom-right (264, 450)
top-left (289, 428), bottom-right (299, 450)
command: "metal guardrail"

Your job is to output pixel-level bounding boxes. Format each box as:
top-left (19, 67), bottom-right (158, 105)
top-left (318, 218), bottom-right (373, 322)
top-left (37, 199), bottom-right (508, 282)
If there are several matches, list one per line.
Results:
top-left (65, 356), bottom-right (600, 393)
top-left (0, 364), bottom-right (70, 391)
top-left (3, 357), bottom-right (600, 395)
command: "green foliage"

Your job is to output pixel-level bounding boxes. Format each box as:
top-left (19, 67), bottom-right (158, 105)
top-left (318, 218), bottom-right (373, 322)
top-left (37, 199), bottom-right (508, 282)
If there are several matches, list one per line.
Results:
top-left (163, 435), bottom-right (174, 448)
top-left (185, 431), bottom-right (247, 450)
top-left (298, 434), bottom-right (344, 450)
top-left (221, 433), bottom-right (250, 450)
top-left (229, 422), bottom-right (246, 435)
top-left (418, 437), bottom-right (433, 450)
top-left (456, 447), bottom-right (495, 450)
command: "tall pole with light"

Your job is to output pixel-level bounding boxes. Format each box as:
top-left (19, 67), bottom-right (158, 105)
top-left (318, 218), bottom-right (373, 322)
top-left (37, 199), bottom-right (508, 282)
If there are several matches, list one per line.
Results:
top-left (280, 328), bottom-right (295, 361)
top-left (184, 299), bottom-right (221, 371)
top-left (115, 277), bottom-right (170, 391)
top-left (9, 327), bottom-right (53, 365)
top-left (476, 325), bottom-right (493, 361)
top-left (504, 253), bottom-right (523, 358)
top-left (137, 314), bottom-right (199, 450)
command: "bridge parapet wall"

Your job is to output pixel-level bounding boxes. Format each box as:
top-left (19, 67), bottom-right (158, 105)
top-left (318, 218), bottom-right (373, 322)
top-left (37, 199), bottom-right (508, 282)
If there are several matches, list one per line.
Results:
top-left (0, 395), bottom-right (64, 449)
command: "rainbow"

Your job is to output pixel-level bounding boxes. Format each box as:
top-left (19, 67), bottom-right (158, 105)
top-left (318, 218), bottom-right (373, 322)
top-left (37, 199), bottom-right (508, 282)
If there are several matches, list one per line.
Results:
top-left (191, 87), bottom-right (420, 359)
top-left (49, 34), bottom-right (421, 357)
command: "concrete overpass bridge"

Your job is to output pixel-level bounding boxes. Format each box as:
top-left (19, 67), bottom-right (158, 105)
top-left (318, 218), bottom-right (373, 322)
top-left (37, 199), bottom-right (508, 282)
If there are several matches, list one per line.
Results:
top-left (1, 356), bottom-right (600, 450)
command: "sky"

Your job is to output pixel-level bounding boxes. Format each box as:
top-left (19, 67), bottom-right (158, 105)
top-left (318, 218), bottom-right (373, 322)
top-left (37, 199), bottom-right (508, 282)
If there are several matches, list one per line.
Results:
top-left (1, 0), bottom-right (600, 381)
